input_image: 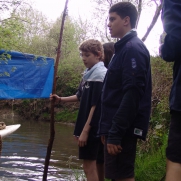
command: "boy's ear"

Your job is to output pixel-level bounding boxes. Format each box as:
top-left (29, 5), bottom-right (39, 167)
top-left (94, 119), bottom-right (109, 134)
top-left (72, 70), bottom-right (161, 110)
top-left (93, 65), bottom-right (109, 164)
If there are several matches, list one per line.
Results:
top-left (97, 51), bottom-right (102, 59)
top-left (124, 16), bottom-right (130, 26)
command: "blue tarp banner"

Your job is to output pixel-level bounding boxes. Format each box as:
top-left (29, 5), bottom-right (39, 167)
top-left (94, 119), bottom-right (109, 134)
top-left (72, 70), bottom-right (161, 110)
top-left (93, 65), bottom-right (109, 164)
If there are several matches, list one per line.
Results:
top-left (0, 50), bottom-right (54, 99)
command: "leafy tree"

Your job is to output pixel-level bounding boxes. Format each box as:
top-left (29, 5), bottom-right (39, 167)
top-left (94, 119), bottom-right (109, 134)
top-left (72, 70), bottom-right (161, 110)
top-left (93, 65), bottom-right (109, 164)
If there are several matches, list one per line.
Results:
top-left (17, 7), bottom-right (51, 55)
top-left (0, 0), bottom-right (26, 50)
top-left (0, 0), bottom-right (50, 53)
top-left (48, 16), bottom-right (85, 96)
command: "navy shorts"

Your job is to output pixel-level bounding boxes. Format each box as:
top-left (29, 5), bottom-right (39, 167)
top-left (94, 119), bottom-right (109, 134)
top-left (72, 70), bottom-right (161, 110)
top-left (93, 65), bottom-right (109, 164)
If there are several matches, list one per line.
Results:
top-left (166, 111), bottom-right (181, 163)
top-left (104, 136), bottom-right (137, 180)
top-left (79, 137), bottom-right (104, 163)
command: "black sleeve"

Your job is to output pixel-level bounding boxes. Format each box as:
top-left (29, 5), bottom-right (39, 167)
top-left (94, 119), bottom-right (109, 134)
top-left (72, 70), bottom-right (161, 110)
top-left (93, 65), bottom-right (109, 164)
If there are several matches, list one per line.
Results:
top-left (107, 88), bottom-right (140, 145)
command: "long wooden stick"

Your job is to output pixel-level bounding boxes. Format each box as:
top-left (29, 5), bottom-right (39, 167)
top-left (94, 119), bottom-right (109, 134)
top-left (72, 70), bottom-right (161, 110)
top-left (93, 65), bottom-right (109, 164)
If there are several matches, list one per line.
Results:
top-left (43, 0), bottom-right (69, 180)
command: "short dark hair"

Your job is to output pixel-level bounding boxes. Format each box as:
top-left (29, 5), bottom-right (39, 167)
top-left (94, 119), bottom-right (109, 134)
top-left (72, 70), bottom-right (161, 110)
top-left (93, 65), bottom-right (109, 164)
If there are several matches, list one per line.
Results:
top-left (109, 2), bottom-right (138, 28)
top-left (103, 42), bottom-right (114, 68)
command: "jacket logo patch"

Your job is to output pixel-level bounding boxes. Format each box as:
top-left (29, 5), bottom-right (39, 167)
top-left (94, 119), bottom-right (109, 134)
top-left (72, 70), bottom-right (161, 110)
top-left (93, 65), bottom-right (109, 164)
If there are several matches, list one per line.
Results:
top-left (131, 58), bottom-right (137, 69)
top-left (85, 82), bottom-right (90, 89)
top-left (134, 128), bottom-right (143, 136)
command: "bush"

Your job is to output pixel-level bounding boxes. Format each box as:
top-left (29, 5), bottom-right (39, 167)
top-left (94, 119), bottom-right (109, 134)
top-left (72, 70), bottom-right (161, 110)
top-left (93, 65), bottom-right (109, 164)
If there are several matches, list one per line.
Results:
top-left (151, 56), bottom-right (172, 128)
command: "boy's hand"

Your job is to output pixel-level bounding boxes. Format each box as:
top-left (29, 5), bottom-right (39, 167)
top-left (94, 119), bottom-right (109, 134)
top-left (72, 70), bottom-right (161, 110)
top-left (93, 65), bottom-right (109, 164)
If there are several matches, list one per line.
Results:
top-left (74, 136), bottom-right (79, 143)
top-left (78, 130), bottom-right (89, 147)
top-left (101, 135), bottom-right (105, 145)
top-left (107, 143), bottom-right (122, 155)
top-left (50, 94), bottom-right (61, 102)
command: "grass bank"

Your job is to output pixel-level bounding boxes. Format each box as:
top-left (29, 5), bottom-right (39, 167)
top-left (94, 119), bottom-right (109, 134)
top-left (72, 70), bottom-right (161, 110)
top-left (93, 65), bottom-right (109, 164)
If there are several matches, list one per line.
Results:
top-left (54, 109), bottom-right (78, 123)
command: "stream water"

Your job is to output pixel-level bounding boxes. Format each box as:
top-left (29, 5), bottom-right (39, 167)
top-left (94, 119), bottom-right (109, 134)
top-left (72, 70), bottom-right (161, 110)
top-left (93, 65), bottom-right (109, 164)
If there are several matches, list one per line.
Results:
top-left (0, 113), bottom-right (84, 181)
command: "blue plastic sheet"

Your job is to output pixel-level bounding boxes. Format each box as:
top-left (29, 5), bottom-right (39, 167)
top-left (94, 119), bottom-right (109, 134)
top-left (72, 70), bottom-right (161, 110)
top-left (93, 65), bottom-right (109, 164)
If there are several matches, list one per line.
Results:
top-left (0, 50), bottom-right (54, 99)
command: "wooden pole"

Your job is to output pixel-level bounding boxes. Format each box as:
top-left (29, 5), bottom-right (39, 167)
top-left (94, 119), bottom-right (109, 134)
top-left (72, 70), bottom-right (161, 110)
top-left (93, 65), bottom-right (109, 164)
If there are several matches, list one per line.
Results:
top-left (0, 136), bottom-right (2, 157)
top-left (43, 0), bottom-right (69, 180)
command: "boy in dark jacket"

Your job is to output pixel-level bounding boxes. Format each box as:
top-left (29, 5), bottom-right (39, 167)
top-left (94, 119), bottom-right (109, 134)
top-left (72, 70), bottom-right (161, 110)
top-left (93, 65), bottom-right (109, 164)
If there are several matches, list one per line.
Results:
top-left (98, 2), bottom-right (152, 181)
top-left (160, 1), bottom-right (181, 180)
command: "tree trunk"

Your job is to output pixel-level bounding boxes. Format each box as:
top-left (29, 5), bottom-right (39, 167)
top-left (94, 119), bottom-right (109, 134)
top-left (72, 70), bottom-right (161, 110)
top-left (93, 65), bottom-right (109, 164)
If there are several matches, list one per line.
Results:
top-left (135, 0), bottom-right (142, 29)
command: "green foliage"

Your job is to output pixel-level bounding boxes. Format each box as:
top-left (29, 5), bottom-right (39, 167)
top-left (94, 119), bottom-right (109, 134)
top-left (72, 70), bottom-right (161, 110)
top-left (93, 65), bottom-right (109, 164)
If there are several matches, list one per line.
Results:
top-left (42, 112), bottom-right (49, 118)
top-left (0, 0), bottom-right (29, 50)
top-left (135, 134), bottom-right (167, 181)
top-left (49, 17), bottom-right (85, 96)
top-left (22, 99), bottom-right (31, 105)
top-left (17, 7), bottom-right (52, 56)
top-left (150, 56), bottom-right (172, 144)
top-left (0, 52), bottom-right (11, 61)
top-left (55, 109), bottom-right (78, 123)
top-left (57, 61), bottom-right (84, 96)
top-left (0, 14), bottom-right (25, 50)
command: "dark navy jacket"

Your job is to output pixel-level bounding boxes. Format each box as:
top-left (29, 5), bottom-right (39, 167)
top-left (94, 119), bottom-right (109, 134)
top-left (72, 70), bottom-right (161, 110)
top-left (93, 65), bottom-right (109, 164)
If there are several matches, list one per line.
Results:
top-left (98, 31), bottom-right (152, 145)
top-left (161, 0), bottom-right (181, 111)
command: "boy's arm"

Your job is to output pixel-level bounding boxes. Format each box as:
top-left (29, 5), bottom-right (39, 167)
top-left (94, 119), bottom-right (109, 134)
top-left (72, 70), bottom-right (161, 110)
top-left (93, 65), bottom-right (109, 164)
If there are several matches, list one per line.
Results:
top-left (50, 79), bottom-right (83, 103)
top-left (107, 88), bottom-right (140, 155)
top-left (50, 94), bottom-right (78, 102)
top-left (61, 95), bottom-right (78, 102)
top-left (78, 105), bottom-right (96, 147)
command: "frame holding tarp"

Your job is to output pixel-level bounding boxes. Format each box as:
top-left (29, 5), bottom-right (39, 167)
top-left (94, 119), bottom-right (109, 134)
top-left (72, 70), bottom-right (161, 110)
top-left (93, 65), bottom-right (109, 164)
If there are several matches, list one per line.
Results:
top-left (0, 50), bottom-right (54, 99)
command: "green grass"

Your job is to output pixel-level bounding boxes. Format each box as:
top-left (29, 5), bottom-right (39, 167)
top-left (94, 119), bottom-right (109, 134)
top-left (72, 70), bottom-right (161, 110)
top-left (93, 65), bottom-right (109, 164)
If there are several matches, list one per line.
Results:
top-left (135, 134), bottom-right (167, 181)
top-left (55, 109), bottom-right (78, 123)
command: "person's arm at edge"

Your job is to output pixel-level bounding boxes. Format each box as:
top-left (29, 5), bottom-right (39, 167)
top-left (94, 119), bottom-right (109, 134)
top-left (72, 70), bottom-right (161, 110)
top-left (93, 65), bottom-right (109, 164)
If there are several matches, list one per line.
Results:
top-left (61, 95), bottom-right (78, 102)
top-left (78, 105), bottom-right (96, 147)
top-left (50, 94), bottom-right (78, 102)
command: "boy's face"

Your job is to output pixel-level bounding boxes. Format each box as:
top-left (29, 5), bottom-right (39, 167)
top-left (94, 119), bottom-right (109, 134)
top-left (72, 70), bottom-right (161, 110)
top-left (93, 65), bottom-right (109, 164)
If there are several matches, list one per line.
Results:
top-left (108, 12), bottom-right (128, 38)
top-left (80, 51), bottom-right (100, 69)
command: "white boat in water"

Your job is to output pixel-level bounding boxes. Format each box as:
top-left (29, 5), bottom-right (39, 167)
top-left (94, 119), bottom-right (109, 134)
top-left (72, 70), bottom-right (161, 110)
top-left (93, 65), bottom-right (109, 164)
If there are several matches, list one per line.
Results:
top-left (0, 124), bottom-right (21, 138)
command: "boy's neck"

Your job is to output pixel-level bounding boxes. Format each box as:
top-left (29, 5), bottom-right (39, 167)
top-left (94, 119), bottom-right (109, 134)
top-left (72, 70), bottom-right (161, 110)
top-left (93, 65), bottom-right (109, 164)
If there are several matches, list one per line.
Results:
top-left (88, 61), bottom-right (100, 70)
top-left (122, 28), bottom-right (136, 39)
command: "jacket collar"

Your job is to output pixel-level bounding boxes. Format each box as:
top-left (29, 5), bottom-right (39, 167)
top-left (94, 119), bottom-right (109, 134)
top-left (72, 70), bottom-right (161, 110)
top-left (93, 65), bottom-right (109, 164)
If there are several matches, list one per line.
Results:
top-left (114, 31), bottom-right (137, 52)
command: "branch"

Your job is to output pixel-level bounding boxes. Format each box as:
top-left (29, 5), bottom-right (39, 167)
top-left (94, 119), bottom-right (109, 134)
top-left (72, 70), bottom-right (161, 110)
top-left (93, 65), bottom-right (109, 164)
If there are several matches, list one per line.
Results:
top-left (0, 16), bottom-right (29, 23)
top-left (135, 0), bottom-right (142, 29)
top-left (152, 0), bottom-right (158, 6)
top-left (107, 0), bottom-right (113, 7)
top-left (105, 16), bottom-right (111, 41)
top-left (141, 1), bottom-right (163, 42)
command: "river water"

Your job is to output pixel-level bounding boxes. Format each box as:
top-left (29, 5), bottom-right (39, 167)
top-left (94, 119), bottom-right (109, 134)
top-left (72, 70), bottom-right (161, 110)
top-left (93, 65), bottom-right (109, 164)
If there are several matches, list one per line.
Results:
top-left (0, 113), bottom-right (84, 181)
